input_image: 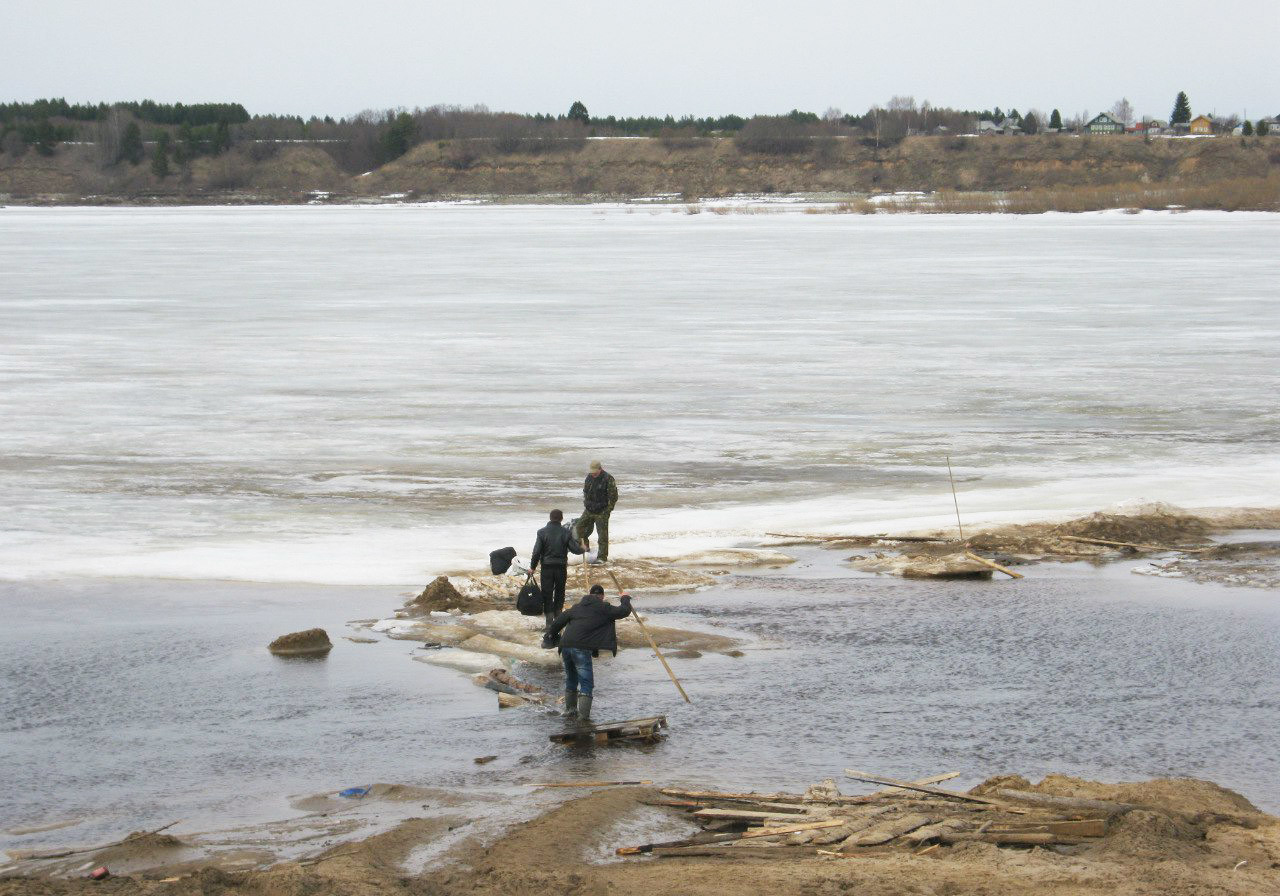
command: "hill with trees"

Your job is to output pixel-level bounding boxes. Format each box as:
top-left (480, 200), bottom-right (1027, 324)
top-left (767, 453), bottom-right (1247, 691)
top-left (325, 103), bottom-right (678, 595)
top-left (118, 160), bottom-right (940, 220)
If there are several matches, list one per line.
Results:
top-left (2, 97), bottom-right (1278, 210)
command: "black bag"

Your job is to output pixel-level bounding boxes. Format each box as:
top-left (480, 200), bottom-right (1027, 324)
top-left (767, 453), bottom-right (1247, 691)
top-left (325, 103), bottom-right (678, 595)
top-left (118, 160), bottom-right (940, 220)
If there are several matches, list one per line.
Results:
top-left (489, 547), bottom-right (517, 575)
top-left (516, 577), bottom-right (544, 616)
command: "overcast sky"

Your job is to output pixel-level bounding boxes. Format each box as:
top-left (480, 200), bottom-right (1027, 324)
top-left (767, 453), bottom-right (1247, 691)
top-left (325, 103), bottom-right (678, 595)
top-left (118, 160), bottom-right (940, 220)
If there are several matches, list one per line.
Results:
top-left (4, 0), bottom-right (1277, 121)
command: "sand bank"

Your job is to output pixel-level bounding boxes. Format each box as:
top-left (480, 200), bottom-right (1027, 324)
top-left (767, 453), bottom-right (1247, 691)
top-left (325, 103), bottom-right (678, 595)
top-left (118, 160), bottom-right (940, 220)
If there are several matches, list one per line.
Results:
top-left (4, 773), bottom-right (1277, 895)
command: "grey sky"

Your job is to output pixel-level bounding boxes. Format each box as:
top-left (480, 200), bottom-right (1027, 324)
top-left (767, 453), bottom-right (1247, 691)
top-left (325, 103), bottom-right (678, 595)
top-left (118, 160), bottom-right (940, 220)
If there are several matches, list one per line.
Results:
top-left (4, 0), bottom-right (1277, 121)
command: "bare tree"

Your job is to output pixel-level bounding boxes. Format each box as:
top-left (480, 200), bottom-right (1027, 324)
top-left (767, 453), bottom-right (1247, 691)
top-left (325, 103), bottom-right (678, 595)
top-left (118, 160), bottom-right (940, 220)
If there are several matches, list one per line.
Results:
top-left (95, 106), bottom-right (129, 167)
top-left (1109, 98), bottom-right (1134, 126)
top-left (823, 106), bottom-right (843, 122)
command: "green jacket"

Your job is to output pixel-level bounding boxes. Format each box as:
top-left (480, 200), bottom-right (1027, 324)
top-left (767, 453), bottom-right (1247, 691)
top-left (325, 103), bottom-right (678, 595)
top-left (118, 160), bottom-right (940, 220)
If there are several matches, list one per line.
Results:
top-left (583, 471), bottom-right (617, 514)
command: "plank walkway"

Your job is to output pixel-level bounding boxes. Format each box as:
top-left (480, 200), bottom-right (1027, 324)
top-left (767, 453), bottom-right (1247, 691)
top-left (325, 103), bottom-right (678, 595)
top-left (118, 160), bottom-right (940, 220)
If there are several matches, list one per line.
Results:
top-left (550, 715), bottom-right (668, 745)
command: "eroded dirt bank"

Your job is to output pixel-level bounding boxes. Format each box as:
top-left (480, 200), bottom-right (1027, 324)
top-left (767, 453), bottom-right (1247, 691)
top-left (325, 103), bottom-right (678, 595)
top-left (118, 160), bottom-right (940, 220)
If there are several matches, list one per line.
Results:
top-left (4, 775), bottom-right (1278, 895)
top-left (3, 135), bottom-right (1278, 205)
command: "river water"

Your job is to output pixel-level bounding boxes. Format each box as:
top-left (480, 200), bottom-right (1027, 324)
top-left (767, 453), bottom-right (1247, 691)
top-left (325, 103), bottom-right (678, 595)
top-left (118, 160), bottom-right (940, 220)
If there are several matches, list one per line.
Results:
top-left (2, 205), bottom-right (1279, 852)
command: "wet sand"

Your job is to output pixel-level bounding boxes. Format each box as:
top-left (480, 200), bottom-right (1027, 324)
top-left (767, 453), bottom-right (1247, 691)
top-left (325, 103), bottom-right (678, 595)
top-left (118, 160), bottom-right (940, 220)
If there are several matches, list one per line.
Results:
top-left (4, 775), bottom-right (1280, 896)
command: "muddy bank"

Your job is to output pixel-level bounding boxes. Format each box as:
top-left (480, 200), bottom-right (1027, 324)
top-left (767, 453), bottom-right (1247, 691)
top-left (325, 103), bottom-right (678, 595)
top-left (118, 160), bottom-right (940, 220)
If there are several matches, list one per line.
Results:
top-left (4, 773), bottom-right (1277, 895)
top-left (778, 504), bottom-right (1280, 588)
top-left (1135, 540), bottom-right (1280, 588)
top-left (363, 556), bottom-right (747, 694)
top-left (436, 556), bottom-right (734, 609)
top-left (5, 135), bottom-right (1279, 206)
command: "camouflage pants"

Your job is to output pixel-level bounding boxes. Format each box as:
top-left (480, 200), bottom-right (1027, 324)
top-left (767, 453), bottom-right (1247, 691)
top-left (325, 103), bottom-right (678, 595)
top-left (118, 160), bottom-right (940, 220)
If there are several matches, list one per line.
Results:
top-left (575, 511), bottom-right (611, 560)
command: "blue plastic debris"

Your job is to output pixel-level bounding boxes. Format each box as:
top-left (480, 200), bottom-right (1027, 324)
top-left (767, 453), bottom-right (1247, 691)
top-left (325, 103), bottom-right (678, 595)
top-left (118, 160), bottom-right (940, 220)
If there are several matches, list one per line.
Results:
top-left (339, 786), bottom-right (371, 798)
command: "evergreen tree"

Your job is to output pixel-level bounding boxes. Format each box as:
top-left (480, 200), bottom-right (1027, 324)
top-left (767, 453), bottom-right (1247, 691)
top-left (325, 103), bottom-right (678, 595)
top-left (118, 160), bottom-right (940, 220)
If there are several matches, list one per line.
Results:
top-left (32, 118), bottom-right (59, 155)
top-left (178, 122), bottom-right (196, 160)
top-left (1008, 108), bottom-right (1022, 123)
top-left (1258, 119), bottom-right (1271, 137)
top-left (1022, 112), bottom-right (1039, 135)
top-left (992, 106), bottom-right (1004, 123)
top-left (151, 131), bottom-right (170, 177)
top-left (1049, 109), bottom-right (1063, 130)
top-left (1171, 91), bottom-right (1191, 125)
top-left (377, 112), bottom-right (416, 163)
top-left (121, 122), bottom-right (144, 164)
top-left (213, 120), bottom-right (231, 154)
top-left (1242, 120), bottom-right (1254, 136)
top-left (567, 100), bottom-right (589, 124)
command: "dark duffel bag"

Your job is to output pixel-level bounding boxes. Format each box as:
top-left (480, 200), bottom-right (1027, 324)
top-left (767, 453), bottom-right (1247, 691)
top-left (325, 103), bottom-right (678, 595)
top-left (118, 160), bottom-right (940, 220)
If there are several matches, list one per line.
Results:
top-left (489, 546), bottom-right (517, 575)
top-left (516, 577), bottom-right (544, 616)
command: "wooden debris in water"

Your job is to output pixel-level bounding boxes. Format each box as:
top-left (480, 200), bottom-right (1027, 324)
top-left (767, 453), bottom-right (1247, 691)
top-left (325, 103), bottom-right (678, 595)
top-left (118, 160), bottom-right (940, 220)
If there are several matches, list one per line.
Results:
top-left (550, 716), bottom-right (668, 745)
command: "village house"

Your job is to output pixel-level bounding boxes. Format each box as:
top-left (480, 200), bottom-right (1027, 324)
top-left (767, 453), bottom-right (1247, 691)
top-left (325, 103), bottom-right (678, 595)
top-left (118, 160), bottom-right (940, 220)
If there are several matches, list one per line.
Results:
top-left (1085, 112), bottom-right (1125, 134)
top-left (1131, 118), bottom-right (1168, 135)
top-left (1189, 114), bottom-right (1214, 135)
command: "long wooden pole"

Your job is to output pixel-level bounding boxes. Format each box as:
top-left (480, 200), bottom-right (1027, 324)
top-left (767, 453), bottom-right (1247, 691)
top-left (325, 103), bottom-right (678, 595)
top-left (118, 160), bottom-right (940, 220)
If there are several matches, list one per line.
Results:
top-left (946, 457), bottom-right (1023, 580)
top-left (945, 454), bottom-right (965, 543)
top-left (965, 550), bottom-right (1023, 579)
top-left (605, 568), bottom-right (692, 703)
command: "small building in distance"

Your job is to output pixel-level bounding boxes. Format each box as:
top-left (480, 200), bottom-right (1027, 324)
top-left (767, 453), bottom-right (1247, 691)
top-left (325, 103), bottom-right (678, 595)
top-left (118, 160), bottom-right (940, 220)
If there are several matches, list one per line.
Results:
top-left (1189, 115), bottom-right (1214, 135)
top-left (1085, 112), bottom-right (1125, 134)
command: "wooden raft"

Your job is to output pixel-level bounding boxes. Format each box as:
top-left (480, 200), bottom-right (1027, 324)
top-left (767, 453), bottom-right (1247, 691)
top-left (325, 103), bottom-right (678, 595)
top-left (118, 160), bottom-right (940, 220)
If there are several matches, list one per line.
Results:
top-left (550, 716), bottom-right (668, 746)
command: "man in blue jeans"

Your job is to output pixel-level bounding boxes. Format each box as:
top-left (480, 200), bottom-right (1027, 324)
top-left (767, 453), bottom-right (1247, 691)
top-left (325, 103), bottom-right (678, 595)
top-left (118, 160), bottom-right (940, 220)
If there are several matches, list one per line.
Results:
top-left (544, 583), bottom-right (632, 723)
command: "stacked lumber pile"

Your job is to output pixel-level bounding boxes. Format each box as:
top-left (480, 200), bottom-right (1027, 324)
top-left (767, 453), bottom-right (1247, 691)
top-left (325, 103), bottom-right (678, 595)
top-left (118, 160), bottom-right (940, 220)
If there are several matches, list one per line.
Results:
top-left (618, 771), bottom-right (1124, 858)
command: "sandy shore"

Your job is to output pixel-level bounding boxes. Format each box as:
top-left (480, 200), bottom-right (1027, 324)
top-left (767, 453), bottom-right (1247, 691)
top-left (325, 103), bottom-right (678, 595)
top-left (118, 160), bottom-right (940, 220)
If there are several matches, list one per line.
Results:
top-left (3, 773), bottom-right (1279, 895)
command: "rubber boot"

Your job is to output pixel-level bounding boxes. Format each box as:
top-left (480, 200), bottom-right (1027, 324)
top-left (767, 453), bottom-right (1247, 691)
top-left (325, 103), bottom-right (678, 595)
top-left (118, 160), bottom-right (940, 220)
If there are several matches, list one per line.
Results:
top-left (577, 694), bottom-right (592, 724)
top-left (563, 691), bottom-right (578, 718)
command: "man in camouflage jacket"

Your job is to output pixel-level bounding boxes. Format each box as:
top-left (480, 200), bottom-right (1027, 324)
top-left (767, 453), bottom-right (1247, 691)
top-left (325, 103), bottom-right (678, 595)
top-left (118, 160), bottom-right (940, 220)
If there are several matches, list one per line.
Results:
top-left (575, 460), bottom-right (617, 563)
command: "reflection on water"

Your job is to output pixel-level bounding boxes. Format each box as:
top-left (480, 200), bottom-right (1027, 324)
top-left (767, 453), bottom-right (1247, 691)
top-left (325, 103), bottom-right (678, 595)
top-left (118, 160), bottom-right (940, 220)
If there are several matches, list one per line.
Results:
top-left (3, 549), bottom-right (1279, 857)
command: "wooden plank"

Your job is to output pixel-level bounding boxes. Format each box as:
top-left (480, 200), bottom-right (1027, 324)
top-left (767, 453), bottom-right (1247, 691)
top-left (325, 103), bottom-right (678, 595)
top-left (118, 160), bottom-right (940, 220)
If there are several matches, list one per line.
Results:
top-left (653, 846), bottom-right (813, 859)
top-left (662, 800), bottom-right (815, 812)
top-left (848, 813), bottom-right (936, 846)
top-left (994, 789), bottom-right (1132, 813)
top-left (739, 819), bottom-right (846, 839)
top-left (693, 808), bottom-right (814, 822)
top-left (866, 772), bottom-right (961, 797)
top-left (990, 818), bottom-right (1107, 838)
top-left (617, 832), bottom-right (742, 856)
top-left (660, 788), bottom-right (803, 801)
top-left (964, 550), bottom-right (1025, 579)
top-left (590, 716), bottom-right (668, 732)
top-left (904, 819), bottom-right (970, 844)
top-left (938, 831), bottom-right (1084, 846)
top-left (1060, 535), bottom-right (1153, 551)
top-left (844, 771), bottom-right (1006, 806)
top-left (658, 772), bottom-right (960, 807)
top-left (530, 780), bottom-right (652, 788)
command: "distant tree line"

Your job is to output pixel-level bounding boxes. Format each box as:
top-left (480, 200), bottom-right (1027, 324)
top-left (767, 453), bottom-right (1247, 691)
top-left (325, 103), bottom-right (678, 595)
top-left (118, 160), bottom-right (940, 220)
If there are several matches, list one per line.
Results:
top-left (6, 93), bottom-right (1274, 176)
top-left (1, 97), bottom-right (247, 164)
top-left (0, 98), bottom-right (248, 126)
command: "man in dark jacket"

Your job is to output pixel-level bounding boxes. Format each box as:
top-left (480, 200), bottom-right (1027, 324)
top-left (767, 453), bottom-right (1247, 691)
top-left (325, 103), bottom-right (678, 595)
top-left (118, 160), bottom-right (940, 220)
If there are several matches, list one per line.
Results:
top-left (544, 583), bottom-right (632, 722)
top-left (575, 460), bottom-right (617, 563)
top-left (529, 509), bottom-right (586, 632)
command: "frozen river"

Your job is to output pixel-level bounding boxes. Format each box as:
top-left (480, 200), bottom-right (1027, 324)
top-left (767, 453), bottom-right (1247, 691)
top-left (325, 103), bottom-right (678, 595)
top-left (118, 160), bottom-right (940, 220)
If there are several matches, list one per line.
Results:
top-left (1, 205), bottom-right (1277, 583)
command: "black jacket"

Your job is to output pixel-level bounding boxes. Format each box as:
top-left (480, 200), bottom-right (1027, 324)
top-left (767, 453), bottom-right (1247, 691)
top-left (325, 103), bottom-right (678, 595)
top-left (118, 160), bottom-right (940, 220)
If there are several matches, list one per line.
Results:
top-left (530, 522), bottom-right (585, 570)
top-left (548, 593), bottom-right (632, 656)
